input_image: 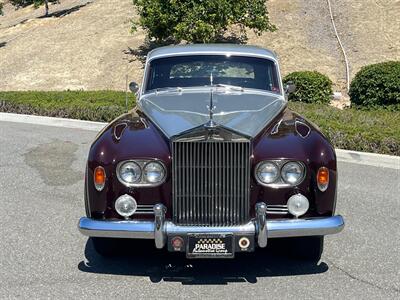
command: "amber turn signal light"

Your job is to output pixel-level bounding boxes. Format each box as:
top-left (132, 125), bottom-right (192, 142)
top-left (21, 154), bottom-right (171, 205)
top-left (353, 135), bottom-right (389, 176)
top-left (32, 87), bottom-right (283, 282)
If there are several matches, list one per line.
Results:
top-left (94, 166), bottom-right (106, 191)
top-left (317, 167), bottom-right (329, 192)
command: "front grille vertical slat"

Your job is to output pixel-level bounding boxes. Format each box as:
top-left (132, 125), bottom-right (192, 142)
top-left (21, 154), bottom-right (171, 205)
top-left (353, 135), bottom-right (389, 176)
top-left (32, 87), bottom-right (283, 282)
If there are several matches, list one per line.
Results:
top-left (228, 143), bottom-right (233, 225)
top-left (188, 142), bottom-right (196, 222)
top-left (173, 139), bottom-right (250, 226)
top-left (172, 142), bottom-right (176, 221)
top-left (184, 142), bottom-right (188, 222)
top-left (240, 142), bottom-right (244, 222)
top-left (201, 142), bottom-right (205, 225)
top-left (234, 143), bottom-right (238, 223)
top-left (217, 142), bottom-right (223, 224)
top-left (221, 143), bottom-right (225, 225)
top-left (245, 143), bottom-right (249, 221)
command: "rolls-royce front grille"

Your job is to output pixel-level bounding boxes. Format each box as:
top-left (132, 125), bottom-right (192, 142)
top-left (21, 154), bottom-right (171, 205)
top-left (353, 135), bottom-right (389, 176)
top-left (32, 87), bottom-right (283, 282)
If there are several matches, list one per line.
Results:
top-left (172, 140), bottom-right (250, 226)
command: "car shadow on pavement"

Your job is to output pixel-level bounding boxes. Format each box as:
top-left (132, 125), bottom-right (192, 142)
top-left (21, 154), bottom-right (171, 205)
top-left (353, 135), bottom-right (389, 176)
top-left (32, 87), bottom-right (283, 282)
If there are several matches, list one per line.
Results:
top-left (78, 239), bottom-right (328, 284)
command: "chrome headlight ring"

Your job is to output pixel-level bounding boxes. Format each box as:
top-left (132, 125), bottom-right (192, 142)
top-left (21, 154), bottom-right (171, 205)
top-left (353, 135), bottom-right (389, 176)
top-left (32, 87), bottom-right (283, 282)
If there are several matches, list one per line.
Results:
top-left (255, 161), bottom-right (280, 184)
top-left (254, 160), bottom-right (306, 187)
top-left (116, 159), bottom-right (167, 187)
top-left (143, 161), bottom-right (166, 184)
top-left (281, 161), bottom-right (305, 185)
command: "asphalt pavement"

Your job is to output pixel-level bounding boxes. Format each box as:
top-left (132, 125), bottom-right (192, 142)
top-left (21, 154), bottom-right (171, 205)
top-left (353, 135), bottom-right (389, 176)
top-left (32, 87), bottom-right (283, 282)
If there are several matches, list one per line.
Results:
top-left (0, 120), bottom-right (399, 299)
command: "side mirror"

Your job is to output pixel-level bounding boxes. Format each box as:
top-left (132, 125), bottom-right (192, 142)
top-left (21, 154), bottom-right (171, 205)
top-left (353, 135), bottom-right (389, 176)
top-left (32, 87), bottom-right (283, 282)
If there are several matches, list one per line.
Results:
top-left (129, 81), bottom-right (139, 93)
top-left (284, 81), bottom-right (296, 94)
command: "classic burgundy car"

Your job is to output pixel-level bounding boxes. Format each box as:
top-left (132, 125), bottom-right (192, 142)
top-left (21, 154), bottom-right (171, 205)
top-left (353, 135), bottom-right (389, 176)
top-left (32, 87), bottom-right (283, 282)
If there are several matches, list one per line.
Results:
top-left (78, 44), bottom-right (344, 260)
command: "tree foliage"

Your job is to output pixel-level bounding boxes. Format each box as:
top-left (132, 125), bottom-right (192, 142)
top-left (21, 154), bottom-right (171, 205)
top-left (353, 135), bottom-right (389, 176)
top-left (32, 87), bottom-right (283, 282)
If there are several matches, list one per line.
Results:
top-left (132, 0), bottom-right (276, 43)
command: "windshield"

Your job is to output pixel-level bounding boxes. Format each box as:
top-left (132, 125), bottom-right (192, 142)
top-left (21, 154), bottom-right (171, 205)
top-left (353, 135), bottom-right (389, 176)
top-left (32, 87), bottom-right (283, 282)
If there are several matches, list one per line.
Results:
top-left (145, 55), bottom-right (280, 93)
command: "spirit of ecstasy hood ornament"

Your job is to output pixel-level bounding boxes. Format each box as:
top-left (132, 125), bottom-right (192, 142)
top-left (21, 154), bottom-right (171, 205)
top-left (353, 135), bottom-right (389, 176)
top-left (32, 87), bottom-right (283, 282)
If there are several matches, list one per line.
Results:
top-left (205, 73), bottom-right (217, 128)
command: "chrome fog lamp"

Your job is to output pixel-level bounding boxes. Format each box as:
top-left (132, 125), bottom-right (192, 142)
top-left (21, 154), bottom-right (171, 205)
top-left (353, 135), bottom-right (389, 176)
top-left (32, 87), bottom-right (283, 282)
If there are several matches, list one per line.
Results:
top-left (117, 161), bottom-right (141, 186)
top-left (115, 194), bottom-right (137, 218)
top-left (281, 161), bottom-right (304, 185)
top-left (287, 194), bottom-right (309, 217)
top-left (143, 161), bottom-right (166, 184)
top-left (255, 161), bottom-right (279, 184)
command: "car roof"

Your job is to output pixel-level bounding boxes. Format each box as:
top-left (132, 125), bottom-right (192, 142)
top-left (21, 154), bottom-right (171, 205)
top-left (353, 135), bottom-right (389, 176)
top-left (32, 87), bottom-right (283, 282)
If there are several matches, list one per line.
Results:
top-left (147, 44), bottom-right (277, 61)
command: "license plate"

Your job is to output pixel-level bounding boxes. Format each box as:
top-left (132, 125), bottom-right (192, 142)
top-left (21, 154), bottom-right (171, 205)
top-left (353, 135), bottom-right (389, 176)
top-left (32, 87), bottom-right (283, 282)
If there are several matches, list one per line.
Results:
top-left (187, 234), bottom-right (234, 258)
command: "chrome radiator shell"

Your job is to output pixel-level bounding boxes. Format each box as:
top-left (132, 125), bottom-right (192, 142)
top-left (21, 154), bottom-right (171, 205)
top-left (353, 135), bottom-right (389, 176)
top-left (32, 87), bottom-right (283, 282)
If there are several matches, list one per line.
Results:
top-left (172, 132), bottom-right (250, 226)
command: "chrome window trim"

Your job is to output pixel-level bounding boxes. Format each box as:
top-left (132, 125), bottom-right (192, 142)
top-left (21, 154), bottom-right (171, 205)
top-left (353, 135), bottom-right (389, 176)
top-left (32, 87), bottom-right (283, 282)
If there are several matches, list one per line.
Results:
top-left (116, 159), bottom-right (167, 188)
top-left (254, 160), bottom-right (306, 188)
top-left (140, 51), bottom-right (284, 99)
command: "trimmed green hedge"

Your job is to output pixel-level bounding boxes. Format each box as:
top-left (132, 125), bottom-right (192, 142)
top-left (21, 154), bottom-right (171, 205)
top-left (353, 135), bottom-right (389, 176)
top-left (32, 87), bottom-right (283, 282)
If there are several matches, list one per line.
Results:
top-left (283, 71), bottom-right (333, 104)
top-left (349, 61), bottom-right (400, 109)
top-left (0, 91), bottom-right (398, 155)
top-left (0, 91), bottom-right (135, 122)
top-left (289, 102), bottom-right (399, 156)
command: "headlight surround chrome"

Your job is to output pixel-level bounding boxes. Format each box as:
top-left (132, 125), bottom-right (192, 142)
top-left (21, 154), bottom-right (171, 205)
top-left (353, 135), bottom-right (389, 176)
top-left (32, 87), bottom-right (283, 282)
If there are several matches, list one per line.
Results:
top-left (117, 161), bottom-right (142, 185)
top-left (116, 160), bottom-right (167, 187)
top-left (281, 161), bottom-right (305, 185)
top-left (144, 161), bottom-right (166, 184)
top-left (255, 162), bottom-right (279, 184)
top-left (254, 160), bottom-right (305, 187)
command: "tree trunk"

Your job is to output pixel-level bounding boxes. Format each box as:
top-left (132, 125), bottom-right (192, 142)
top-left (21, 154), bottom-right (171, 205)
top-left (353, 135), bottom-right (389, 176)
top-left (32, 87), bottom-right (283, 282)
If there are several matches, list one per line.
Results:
top-left (44, 0), bottom-right (49, 16)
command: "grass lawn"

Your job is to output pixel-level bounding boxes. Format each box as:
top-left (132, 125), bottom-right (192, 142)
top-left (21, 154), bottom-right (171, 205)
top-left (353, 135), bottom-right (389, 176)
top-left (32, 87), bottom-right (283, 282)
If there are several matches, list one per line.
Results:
top-left (0, 91), bottom-right (398, 155)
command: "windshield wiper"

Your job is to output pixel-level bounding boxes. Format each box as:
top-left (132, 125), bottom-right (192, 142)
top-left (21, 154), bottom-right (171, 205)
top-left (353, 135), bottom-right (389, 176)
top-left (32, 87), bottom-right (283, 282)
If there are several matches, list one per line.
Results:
top-left (153, 87), bottom-right (183, 94)
top-left (213, 84), bottom-right (244, 92)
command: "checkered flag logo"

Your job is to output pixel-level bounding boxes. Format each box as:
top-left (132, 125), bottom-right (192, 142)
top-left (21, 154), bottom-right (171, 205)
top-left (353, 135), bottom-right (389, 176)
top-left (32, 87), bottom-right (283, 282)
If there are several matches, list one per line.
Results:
top-left (198, 238), bottom-right (223, 244)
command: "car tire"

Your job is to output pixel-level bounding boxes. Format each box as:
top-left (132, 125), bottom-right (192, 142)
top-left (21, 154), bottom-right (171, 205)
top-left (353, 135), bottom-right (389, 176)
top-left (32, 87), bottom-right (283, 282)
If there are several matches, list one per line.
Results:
top-left (288, 236), bottom-right (324, 262)
top-left (91, 237), bottom-right (124, 257)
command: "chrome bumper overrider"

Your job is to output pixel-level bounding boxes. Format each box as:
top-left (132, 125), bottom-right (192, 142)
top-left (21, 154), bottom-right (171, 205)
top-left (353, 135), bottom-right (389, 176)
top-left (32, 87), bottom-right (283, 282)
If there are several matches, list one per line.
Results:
top-left (78, 202), bottom-right (344, 249)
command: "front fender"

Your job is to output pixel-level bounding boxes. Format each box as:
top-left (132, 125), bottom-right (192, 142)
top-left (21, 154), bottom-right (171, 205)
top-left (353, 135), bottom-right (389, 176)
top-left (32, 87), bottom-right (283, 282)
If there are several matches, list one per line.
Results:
top-left (251, 109), bottom-right (337, 217)
top-left (86, 112), bottom-right (172, 220)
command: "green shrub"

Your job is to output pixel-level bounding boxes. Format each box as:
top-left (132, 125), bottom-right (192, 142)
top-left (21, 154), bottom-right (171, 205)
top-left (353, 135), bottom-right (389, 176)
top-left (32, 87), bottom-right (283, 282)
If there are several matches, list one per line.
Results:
top-left (0, 91), bottom-right (135, 122)
top-left (349, 61), bottom-right (400, 109)
top-left (132, 0), bottom-right (276, 43)
top-left (283, 71), bottom-right (333, 104)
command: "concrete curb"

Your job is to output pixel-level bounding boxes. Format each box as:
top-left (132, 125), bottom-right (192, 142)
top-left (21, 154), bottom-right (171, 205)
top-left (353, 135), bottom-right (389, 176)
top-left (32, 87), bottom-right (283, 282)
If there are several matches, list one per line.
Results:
top-left (0, 112), bottom-right (107, 131)
top-left (335, 149), bottom-right (399, 170)
top-left (1, 112), bottom-right (399, 169)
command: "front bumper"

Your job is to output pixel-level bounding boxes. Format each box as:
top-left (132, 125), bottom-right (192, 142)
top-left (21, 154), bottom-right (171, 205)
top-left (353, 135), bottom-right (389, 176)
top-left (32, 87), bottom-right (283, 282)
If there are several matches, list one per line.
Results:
top-left (78, 203), bottom-right (344, 249)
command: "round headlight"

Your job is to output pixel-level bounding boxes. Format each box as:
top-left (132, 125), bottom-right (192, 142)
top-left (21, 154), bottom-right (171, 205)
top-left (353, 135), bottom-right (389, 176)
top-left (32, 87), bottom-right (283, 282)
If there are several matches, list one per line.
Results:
top-left (118, 161), bottom-right (141, 185)
top-left (256, 162), bottom-right (279, 184)
top-left (281, 161), bottom-right (304, 185)
top-left (287, 194), bottom-right (309, 217)
top-left (115, 194), bottom-right (137, 218)
top-left (143, 161), bottom-right (165, 183)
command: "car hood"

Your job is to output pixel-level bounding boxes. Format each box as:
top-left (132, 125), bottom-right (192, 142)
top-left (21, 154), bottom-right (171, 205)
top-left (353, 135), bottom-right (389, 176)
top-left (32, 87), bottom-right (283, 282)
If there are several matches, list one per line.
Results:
top-left (138, 89), bottom-right (286, 138)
